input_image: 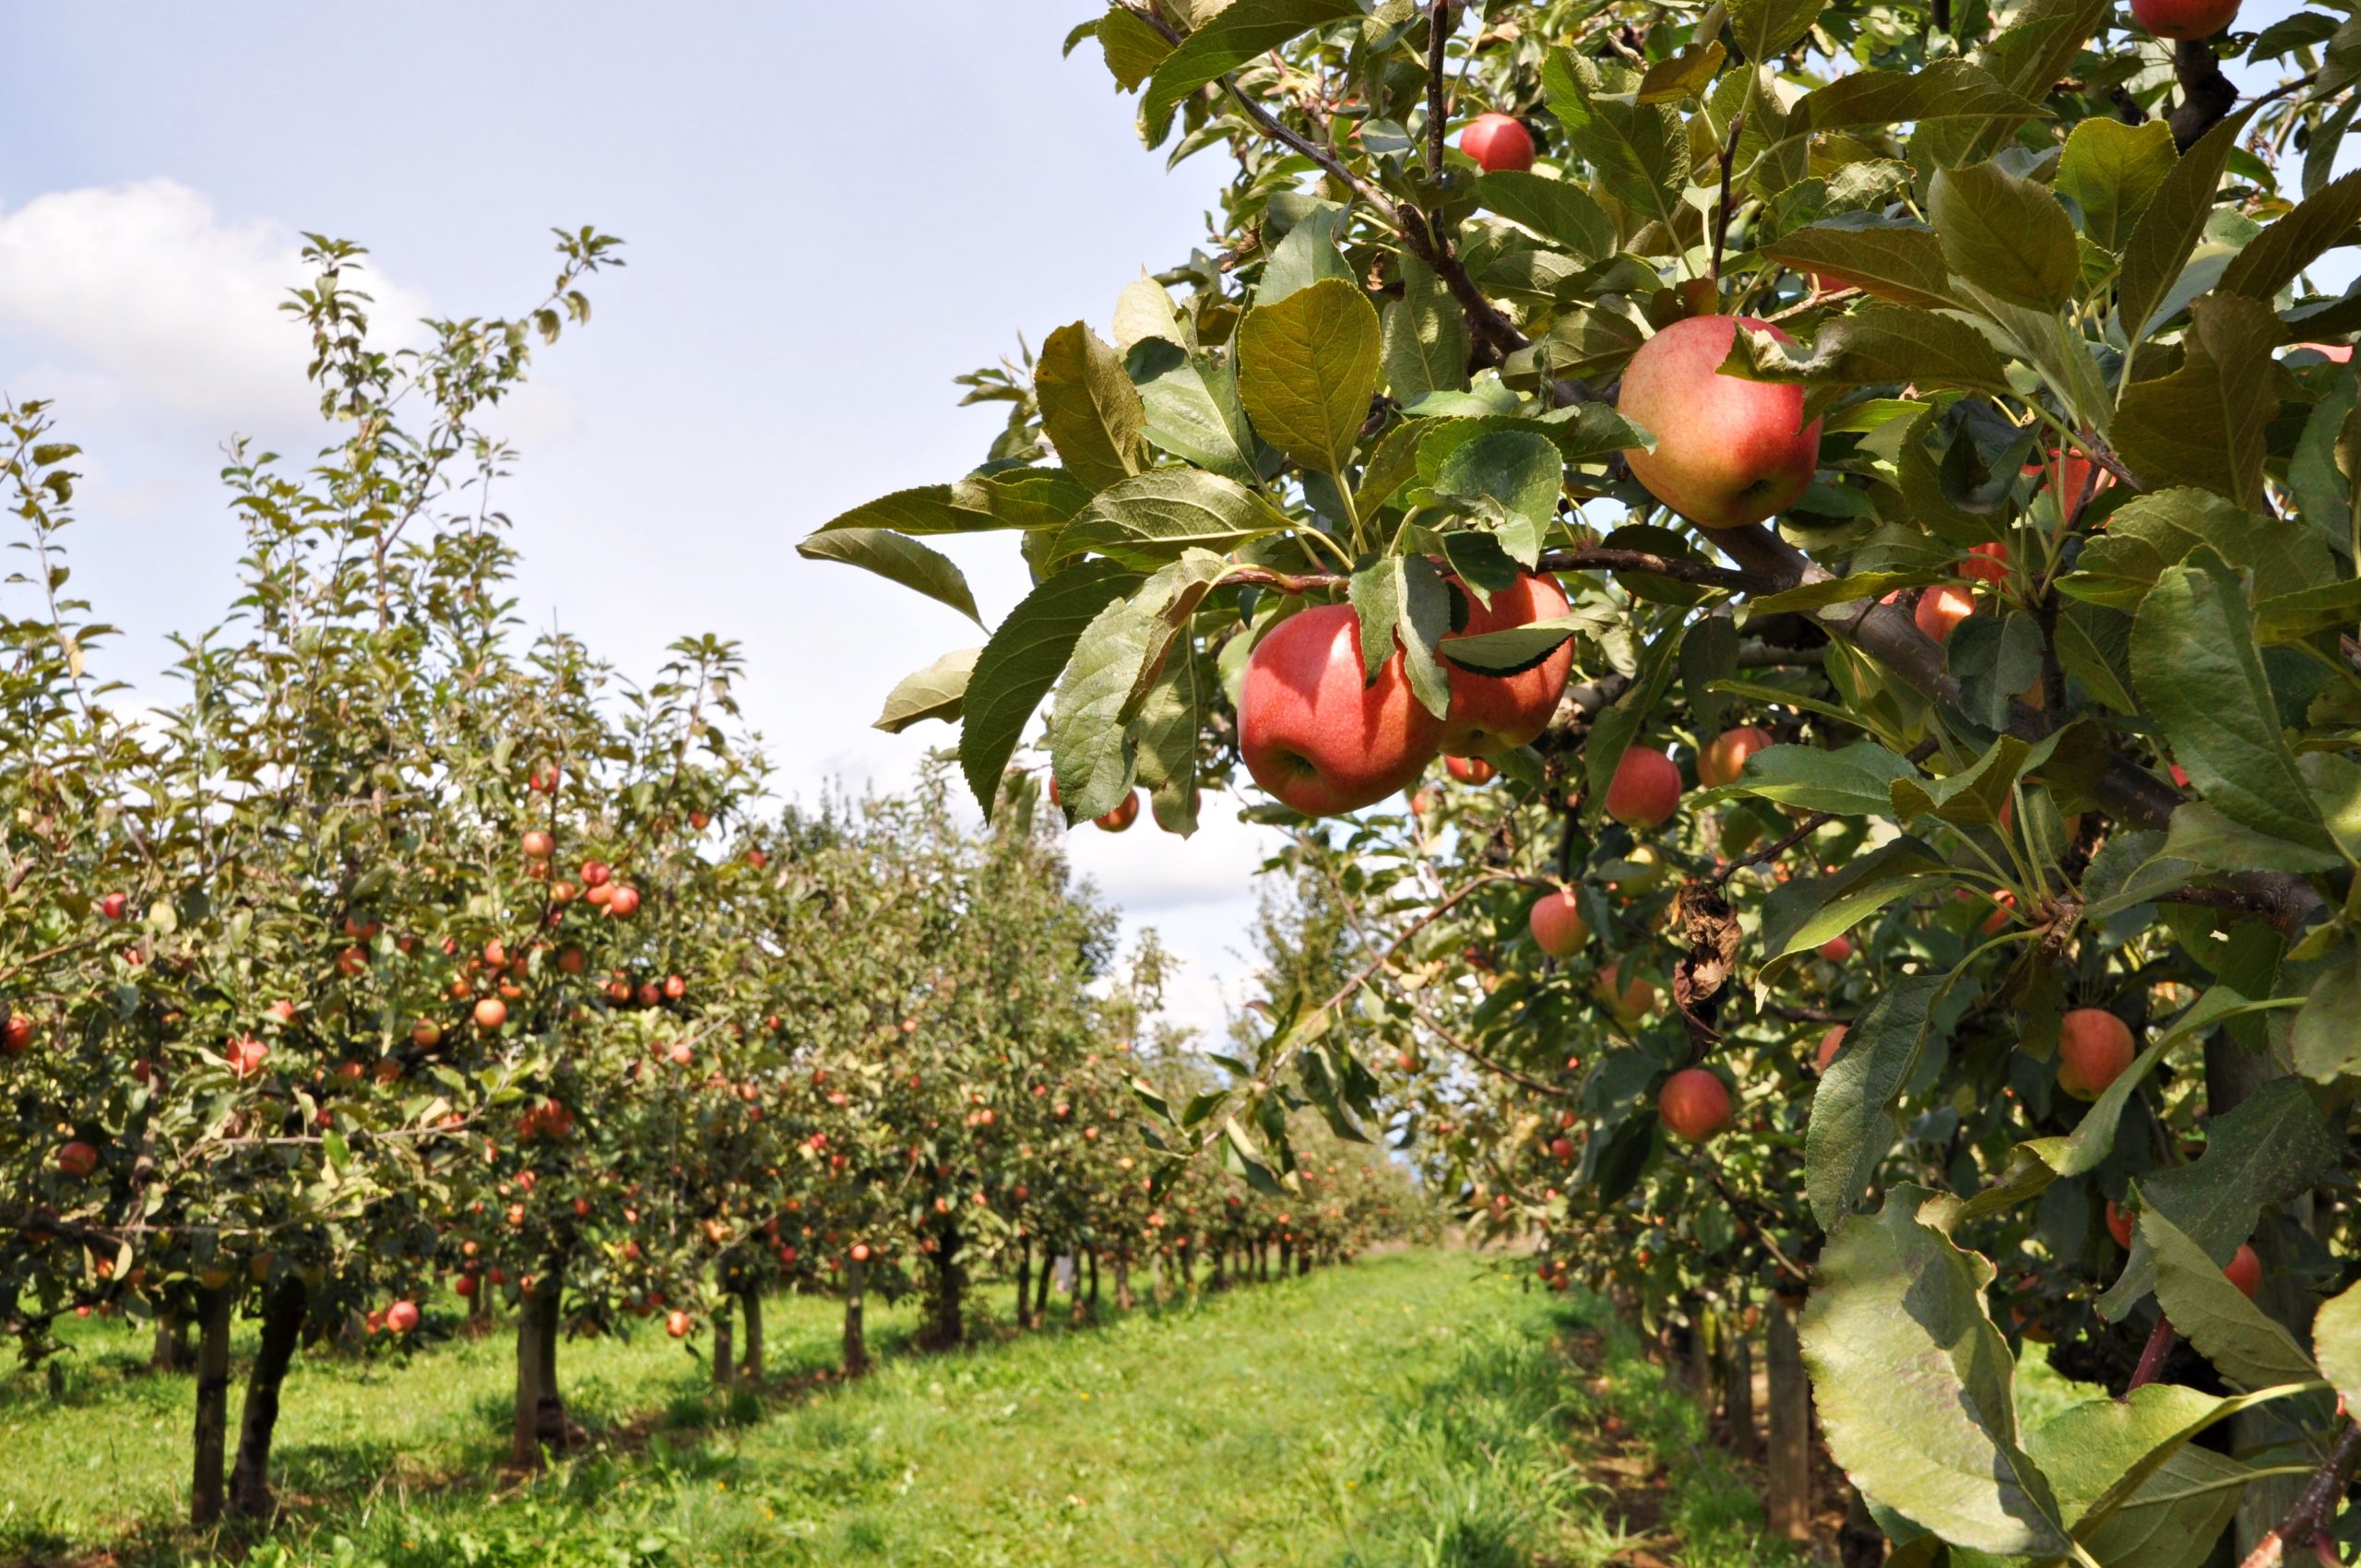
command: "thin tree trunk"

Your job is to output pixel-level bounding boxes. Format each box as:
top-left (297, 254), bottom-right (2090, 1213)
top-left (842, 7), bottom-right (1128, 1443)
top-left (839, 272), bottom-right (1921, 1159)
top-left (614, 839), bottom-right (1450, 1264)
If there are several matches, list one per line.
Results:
top-left (739, 1288), bottom-right (763, 1384)
top-left (1724, 1324), bottom-right (1757, 1461)
top-left (1297, 1247), bottom-right (1310, 1277)
top-left (1687, 1302), bottom-right (1716, 1410)
top-left (190, 1284), bottom-right (235, 1525)
top-left (712, 1292), bottom-right (735, 1390)
top-left (1115, 1253), bottom-right (1133, 1312)
top-left (466, 1280), bottom-right (492, 1337)
top-left (532, 1269), bottom-right (566, 1445)
top-left (152, 1311), bottom-right (190, 1373)
top-left (512, 1278), bottom-right (549, 1468)
top-left (843, 1255), bottom-right (870, 1377)
top-left (1766, 1293), bottom-right (1812, 1542)
top-left (1015, 1239), bottom-right (1033, 1329)
top-left (1086, 1249), bottom-right (1100, 1313)
top-left (1209, 1246), bottom-right (1226, 1290)
top-left (228, 1275), bottom-right (307, 1518)
top-left (1033, 1242), bottom-right (1053, 1324)
top-left (1838, 1485), bottom-right (1887, 1567)
top-left (923, 1227), bottom-right (966, 1349)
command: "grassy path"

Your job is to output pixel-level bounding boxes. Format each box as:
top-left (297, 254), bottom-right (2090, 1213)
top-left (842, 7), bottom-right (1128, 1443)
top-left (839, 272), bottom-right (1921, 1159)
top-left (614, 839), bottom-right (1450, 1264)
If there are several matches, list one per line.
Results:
top-left (3, 1253), bottom-right (1795, 1567)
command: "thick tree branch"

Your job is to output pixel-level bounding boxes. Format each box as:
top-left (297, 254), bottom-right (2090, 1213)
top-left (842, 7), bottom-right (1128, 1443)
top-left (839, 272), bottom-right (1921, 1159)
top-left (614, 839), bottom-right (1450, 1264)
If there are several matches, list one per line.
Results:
top-left (1222, 547), bottom-right (1768, 598)
top-left (1427, 0), bottom-right (1452, 175)
top-left (2168, 36), bottom-right (2239, 151)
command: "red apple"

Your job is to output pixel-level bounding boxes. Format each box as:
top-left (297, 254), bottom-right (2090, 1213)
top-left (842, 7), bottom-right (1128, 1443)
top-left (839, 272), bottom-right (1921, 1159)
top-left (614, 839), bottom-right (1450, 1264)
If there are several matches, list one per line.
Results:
top-left (1239, 603), bottom-right (1447, 816)
top-left (1619, 315), bottom-right (1821, 530)
top-left (1697, 726), bottom-right (1773, 790)
top-left (1459, 113), bottom-right (1535, 172)
top-left (1658, 1069), bottom-right (1733, 1140)
top-left (412, 1018), bottom-right (443, 1049)
top-left (666, 1310), bottom-right (692, 1339)
top-left (2130, 0), bottom-right (2238, 40)
top-left (227, 1036), bottom-right (269, 1077)
top-left (1958, 542), bottom-right (2009, 584)
top-left (1915, 584), bottom-right (1977, 643)
top-left (56, 1140), bottom-right (100, 1179)
top-left (1440, 572), bottom-right (1575, 754)
top-left (337, 944), bottom-right (370, 978)
top-left (2224, 1242), bottom-right (2263, 1298)
top-left (1445, 754), bottom-right (1496, 785)
top-left (580, 860), bottom-right (611, 887)
top-left (455, 1274), bottom-right (479, 1299)
top-left (386, 1299), bottom-right (421, 1334)
top-left (2106, 1200), bottom-right (2134, 1250)
top-left (1596, 961), bottom-right (1657, 1019)
top-left (1816, 1024), bottom-right (1847, 1073)
top-left (1528, 890), bottom-right (1590, 957)
top-left (521, 830), bottom-right (554, 860)
top-left (1095, 791), bottom-right (1141, 832)
top-left (1549, 1135), bottom-right (1575, 1162)
top-left (474, 997), bottom-right (508, 1031)
top-left (1819, 935), bottom-right (1853, 962)
top-left (606, 885), bottom-right (641, 918)
top-left (2057, 1008), bottom-right (2136, 1100)
top-left (1606, 747), bottom-right (1682, 829)
top-left (98, 892), bottom-right (128, 921)
top-left (1, 1013), bottom-right (31, 1055)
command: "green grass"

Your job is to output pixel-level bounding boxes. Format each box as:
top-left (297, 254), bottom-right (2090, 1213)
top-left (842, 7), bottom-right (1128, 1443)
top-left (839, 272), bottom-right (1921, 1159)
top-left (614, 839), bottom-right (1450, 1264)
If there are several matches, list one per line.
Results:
top-left (3, 1253), bottom-right (1803, 1567)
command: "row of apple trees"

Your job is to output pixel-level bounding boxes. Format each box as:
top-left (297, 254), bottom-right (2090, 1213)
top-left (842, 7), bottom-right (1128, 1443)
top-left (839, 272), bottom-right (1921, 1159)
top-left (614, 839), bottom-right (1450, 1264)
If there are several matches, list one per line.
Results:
top-left (0, 233), bottom-right (1423, 1532)
top-left (808, 0), bottom-right (2361, 1561)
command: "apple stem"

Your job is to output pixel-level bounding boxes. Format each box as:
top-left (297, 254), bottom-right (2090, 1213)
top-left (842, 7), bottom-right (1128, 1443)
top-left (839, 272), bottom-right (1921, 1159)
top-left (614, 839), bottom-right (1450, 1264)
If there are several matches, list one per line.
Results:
top-left (2125, 1317), bottom-right (2177, 1395)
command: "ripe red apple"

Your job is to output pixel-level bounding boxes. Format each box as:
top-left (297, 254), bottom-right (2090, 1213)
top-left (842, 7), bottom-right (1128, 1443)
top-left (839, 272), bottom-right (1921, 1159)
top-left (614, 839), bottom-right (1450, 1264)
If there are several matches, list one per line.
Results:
top-left (1596, 961), bottom-right (1657, 1020)
top-left (1819, 935), bottom-right (1853, 962)
top-left (1095, 791), bottom-right (1141, 832)
top-left (474, 997), bottom-right (508, 1031)
top-left (337, 945), bottom-right (369, 978)
top-left (1459, 112), bottom-right (1535, 172)
top-left (227, 1036), bottom-right (269, 1077)
top-left (411, 1018), bottom-right (443, 1049)
top-left (1548, 1135), bottom-right (1574, 1162)
top-left (1239, 603), bottom-right (1447, 816)
top-left (1606, 747), bottom-right (1682, 829)
top-left (2130, 0), bottom-right (2238, 39)
top-left (455, 1274), bottom-right (479, 1299)
top-left (2106, 1200), bottom-right (2134, 1250)
top-left (386, 1299), bottom-right (421, 1334)
top-left (1915, 584), bottom-right (1977, 644)
top-left (98, 892), bottom-right (128, 921)
top-left (1658, 1069), bottom-right (1733, 1140)
top-left (850, 1241), bottom-right (872, 1264)
top-left (1, 1012), bottom-right (32, 1055)
top-left (2057, 1008), bottom-right (2136, 1100)
top-left (1619, 315), bottom-right (1822, 531)
top-left (666, 1310), bottom-right (692, 1339)
top-left (1697, 726), bottom-right (1772, 790)
top-left (521, 829), bottom-right (554, 860)
top-left (56, 1140), bottom-right (100, 1179)
top-left (1445, 754), bottom-right (1496, 785)
top-left (581, 860), bottom-right (611, 887)
top-left (1815, 1025), bottom-right (1847, 1073)
top-left (528, 763), bottom-right (561, 794)
top-left (1440, 572), bottom-right (1575, 754)
top-left (606, 885), bottom-right (641, 918)
top-left (1528, 890), bottom-right (1590, 957)
top-left (2224, 1242), bottom-right (2263, 1298)
top-left (1958, 542), bottom-right (2009, 584)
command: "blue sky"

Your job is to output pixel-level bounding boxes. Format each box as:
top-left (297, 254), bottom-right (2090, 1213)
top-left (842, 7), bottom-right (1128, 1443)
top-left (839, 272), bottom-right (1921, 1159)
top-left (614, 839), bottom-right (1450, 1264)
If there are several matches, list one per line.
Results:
top-left (0, 4), bottom-right (1291, 1042)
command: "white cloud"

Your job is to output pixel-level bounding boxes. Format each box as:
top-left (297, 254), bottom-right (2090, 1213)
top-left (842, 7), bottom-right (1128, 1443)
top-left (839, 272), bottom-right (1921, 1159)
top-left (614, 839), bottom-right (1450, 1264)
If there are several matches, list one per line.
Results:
top-left (0, 178), bottom-right (430, 433)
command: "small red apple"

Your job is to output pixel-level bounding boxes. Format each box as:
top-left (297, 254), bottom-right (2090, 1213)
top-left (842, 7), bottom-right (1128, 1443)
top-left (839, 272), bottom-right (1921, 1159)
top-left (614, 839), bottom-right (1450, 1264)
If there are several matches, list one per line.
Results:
top-left (1239, 603), bottom-right (1447, 816)
top-left (605, 885), bottom-right (641, 919)
top-left (412, 1018), bottom-right (443, 1049)
top-left (666, 1310), bottom-right (692, 1339)
top-left (474, 997), bottom-right (508, 1031)
top-left (1445, 754), bottom-right (1496, 785)
top-left (1605, 747), bottom-right (1683, 829)
top-left (1596, 961), bottom-right (1657, 1020)
top-left (1658, 1069), bottom-right (1733, 1141)
top-left (1528, 890), bottom-right (1590, 957)
top-left (1440, 572), bottom-right (1575, 754)
top-left (227, 1036), bottom-right (269, 1077)
top-left (56, 1140), bottom-right (100, 1179)
top-left (98, 892), bottom-right (128, 921)
top-left (2224, 1242), bottom-right (2263, 1298)
top-left (1819, 935), bottom-right (1853, 962)
top-left (386, 1299), bottom-right (421, 1334)
top-left (521, 829), bottom-right (554, 860)
top-left (1697, 726), bottom-right (1773, 790)
top-left (1095, 792), bottom-right (1141, 832)
top-left (580, 860), bottom-right (611, 886)
top-left (1915, 584), bottom-right (1977, 644)
top-left (1619, 315), bottom-right (1822, 531)
top-left (1957, 542), bottom-right (2010, 584)
top-left (2130, 0), bottom-right (2239, 40)
top-left (1, 1013), bottom-right (32, 1055)
top-left (1459, 113), bottom-right (1535, 172)
top-left (2057, 1008), bottom-right (2136, 1100)
top-left (1816, 1025), bottom-right (1847, 1073)
top-left (2106, 1200), bottom-right (2134, 1250)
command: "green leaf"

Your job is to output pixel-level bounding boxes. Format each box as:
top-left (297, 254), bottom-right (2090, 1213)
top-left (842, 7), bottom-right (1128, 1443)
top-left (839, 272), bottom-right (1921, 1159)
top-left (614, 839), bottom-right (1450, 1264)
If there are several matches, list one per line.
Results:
top-left (1707, 739), bottom-right (1918, 817)
top-left (1113, 277), bottom-right (1194, 352)
top-left (1133, 647), bottom-right (1203, 837)
top-left (2119, 110), bottom-right (2256, 344)
top-left (959, 559), bottom-right (1142, 817)
top-left (872, 647), bottom-right (980, 734)
top-left (1037, 322), bottom-right (1153, 493)
top-left (1759, 218), bottom-right (1962, 310)
top-left (1439, 609), bottom-right (1613, 673)
top-left (810, 472), bottom-right (1093, 536)
top-left (2219, 168), bottom-right (2361, 303)
top-left (1758, 838), bottom-right (1954, 965)
top-left (1097, 6), bottom-right (1175, 89)
top-left (1349, 554), bottom-right (1452, 719)
top-left (2064, 486), bottom-right (2331, 609)
top-left (2057, 118), bottom-right (2177, 254)
top-left (2131, 551), bottom-right (2341, 866)
top-left (2097, 1078), bottom-right (2339, 1321)
top-left (1680, 614), bottom-right (1738, 736)
top-left (2056, 600), bottom-right (2137, 713)
top-left (1799, 1187), bottom-right (2070, 1556)
top-left (1141, 0), bottom-right (1366, 127)
top-left (1540, 51), bottom-right (1690, 238)
top-left (2112, 295), bottom-right (2281, 509)
top-left (1382, 255), bottom-right (1469, 405)
top-left (1430, 430), bottom-right (1561, 565)
top-left (1929, 160), bottom-right (2079, 311)
top-left (795, 528), bottom-right (983, 624)
top-left (1136, 351), bottom-right (1259, 485)
top-left (2029, 1384), bottom-right (2262, 1567)
top-left (1262, 203), bottom-right (1354, 303)
top-left (1891, 734), bottom-right (2046, 827)
top-left (2293, 942), bottom-right (2361, 1081)
top-left (2140, 1205), bottom-right (2319, 1392)
top-left (1050, 554), bottom-right (1226, 823)
top-left (1055, 470), bottom-right (1291, 568)
top-left (1236, 277), bottom-right (1382, 476)
top-left (1722, 303), bottom-right (2012, 392)
top-left (1785, 61), bottom-right (2043, 139)
top-left (2313, 1278), bottom-right (2361, 1416)
top-left (1729, 0), bottom-right (1822, 62)
top-left (1808, 974), bottom-right (1943, 1230)
top-left (1473, 171), bottom-right (1617, 261)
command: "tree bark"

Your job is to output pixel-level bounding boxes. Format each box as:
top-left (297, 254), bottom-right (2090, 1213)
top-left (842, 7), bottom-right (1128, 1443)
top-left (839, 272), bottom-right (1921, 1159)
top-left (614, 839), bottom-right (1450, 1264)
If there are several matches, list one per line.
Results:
top-left (1114, 1252), bottom-right (1133, 1311)
top-left (843, 1255), bottom-right (870, 1377)
top-left (1033, 1242), bottom-right (1053, 1325)
top-left (228, 1274), bottom-right (307, 1518)
top-left (738, 1288), bottom-right (763, 1384)
top-left (1839, 1486), bottom-right (1888, 1567)
top-left (1086, 1248), bottom-right (1100, 1313)
top-left (152, 1311), bottom-right (191, 1373)
top-left (1297, 1247), bottom-right (1311, 1277)
top-left (1725, 1324), bottom-right (1757, 1461)
top-left (712, 1293), bottom-right (734, 1390)
top-left (533, 1270), bottom-right (566, 1445)
top-left (466, 1280), bottom-right (492, 1337)
top-left (190, 1284), bottom-right (235, 1525)
top-left (1687, 1302), bottom-right (1716, 1411)
top-left (923, 1226), bottom-right (966, 1349)
top-left (1015, 1239), bottom-right (1034, 1329)
top-left (1766, 1293), bottom-right (1813, 1542)
top-left (511, 1270), bottom-right (566, 1467)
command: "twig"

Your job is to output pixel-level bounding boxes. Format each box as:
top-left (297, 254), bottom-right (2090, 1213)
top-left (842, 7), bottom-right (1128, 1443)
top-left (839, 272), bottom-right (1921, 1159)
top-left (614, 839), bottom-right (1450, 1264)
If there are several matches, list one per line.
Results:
top-left (2238, 1420), bottom-right (2361, 1568)
top-left (1427, 0), bottom-right (1452, 175)
top-left (1709, 812), bottom-right (1835, 886)
top-left (1219, 547), bottom-right (1770, 598)
top-left (2126, 1318), bottom-right (2177, 1393)
top-left (1710, 113), bottom-right (1745, 285)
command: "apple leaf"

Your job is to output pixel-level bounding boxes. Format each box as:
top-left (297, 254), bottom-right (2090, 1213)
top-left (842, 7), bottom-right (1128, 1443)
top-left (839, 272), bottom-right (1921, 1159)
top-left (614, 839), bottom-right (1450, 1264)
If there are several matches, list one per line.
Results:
top-left (1807, 972), bottom-right (1942, 1230)
top-left (795, 527), bottom-right (983, 624)
top-left (1139, 0), bottom-right (1366, 129)
top-left (871, 647), bottom-right (980, 734)
top-left (2118, 110), bottom-right (2256, 345)
top-left (1036, 322), bottom-right (1153, 494)
top-left (1382, 255), bottom-right (1470, 406)
top-left (2111, 295), bottom-right (2280, 509)
top-left (2139, 1204), bottom-right (2319, 1392)
top-left (1237, 277), bottom-right (1382, 477)
top-left (1759, 217), bottom-right (1961, 310)
top-left (1349, 554), bottom-right (1453, 719)
top-left (1929, 160), bottom-right (2079, 311)
top-left (959, 559), bottom-right (1142, 819)
top-left (2057, 117), bottom-right (2177, 254)
top-left (1472, 171), bottom-right (1617, 262)
top-left (1053, 469), bottom-right (1290, 569)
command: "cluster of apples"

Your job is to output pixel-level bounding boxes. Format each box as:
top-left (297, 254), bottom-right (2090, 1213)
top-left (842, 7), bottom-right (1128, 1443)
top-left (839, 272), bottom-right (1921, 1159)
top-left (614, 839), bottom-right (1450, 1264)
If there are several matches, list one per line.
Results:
top-left (1238, 573), bottom-right (1574, 815)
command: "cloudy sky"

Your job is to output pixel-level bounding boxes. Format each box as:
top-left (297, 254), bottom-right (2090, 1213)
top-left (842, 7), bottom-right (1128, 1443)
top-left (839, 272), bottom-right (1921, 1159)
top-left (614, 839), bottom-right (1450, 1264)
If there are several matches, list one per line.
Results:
top-left (0, 5), bottom-right (1291, 1043)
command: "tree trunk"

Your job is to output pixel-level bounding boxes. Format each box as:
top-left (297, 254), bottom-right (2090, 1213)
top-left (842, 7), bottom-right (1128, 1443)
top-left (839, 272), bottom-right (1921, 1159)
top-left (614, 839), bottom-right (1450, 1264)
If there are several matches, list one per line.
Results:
top-left (1766, 1293), bottom-right (1812, 1542)
top-left (1114, 1253), bottom-right (1133, 1311)
top-left (533, 1270), bottom-right (566, 1445)
top-left (1086, 1249), bottom-right (1100, 1313)
top-left (843, 1255), bottom-right (870, 1377)
top-left (1297, 1247), bottom-right (1310, 1277)
top-left (512, 1270), bottom-right (566, 1467)
top-left (1209, 1247), bottom-right (1226, 1290)
top-left (1014, 1239), bottom-right (1033, 1329)
top-left (1687, 1302), bottom-right (1716, 1411)
top-left (152, 1311), bottom-right (190, 1373)
top-left (712, 1293), bottom-right (734, 1390)
top-left (190, 1285), bottom-right (235, 1525)
top-left (466, 1279), bottom-right (492, 1337)
top-left (1838, 1485), bottom-right (1887, 1567)
top-left (228, 1275), bottom-right (307, 1518)
top-left (738, 1288), bottom-right (763, 1384)
top-left (1033, 1242), bottom-right (1053, 1324)
top-left (1724, 1323), bottom-right (1757, 1460)
top-left (923, 1227), bottom-right (966, 1349)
